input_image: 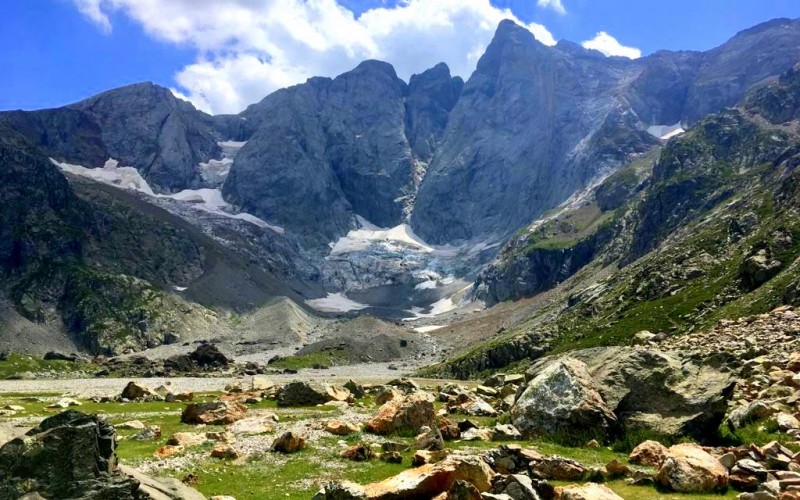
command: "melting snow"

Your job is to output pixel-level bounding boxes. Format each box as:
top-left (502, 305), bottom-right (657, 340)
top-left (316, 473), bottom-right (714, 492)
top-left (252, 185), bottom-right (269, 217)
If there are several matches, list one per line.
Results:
top-left (404, 297), bottom-right (458, 320)
top-left (414, 325), bottom-right (448, 333)
top-left (52, 158), bottom-right (156, 196)
top-left (306, 293), bottom-right (369, 313)
top-left (174, 286), bottom-right (188, 292)
top-left (415, 280), bottom-right (439, 290)
top-left (50, 157), bottom-right (283, 233)
top-left (330, 221), bottom-right (435, 255)
top-left (647, 123), bottom-right (685, 141)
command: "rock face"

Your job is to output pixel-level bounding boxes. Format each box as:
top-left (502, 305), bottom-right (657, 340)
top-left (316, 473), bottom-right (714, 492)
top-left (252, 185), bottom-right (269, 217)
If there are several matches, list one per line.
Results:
top-left (278, 381), bottom-right (351, 407)
top-left (411, 18), bottom-right (800, 245)
top-left (510, 358), bottom-right (617, 441)
top-left (223, 60), bottom-right (462, 245)
top-left (655, 443), bottom-right (728, 493)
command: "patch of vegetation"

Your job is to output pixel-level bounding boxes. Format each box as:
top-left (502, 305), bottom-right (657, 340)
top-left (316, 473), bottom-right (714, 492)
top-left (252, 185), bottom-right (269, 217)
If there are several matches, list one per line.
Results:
top-left (267, 350), bottom-right (350, 370)
top-left (0, 353), bottom-right (97, 380)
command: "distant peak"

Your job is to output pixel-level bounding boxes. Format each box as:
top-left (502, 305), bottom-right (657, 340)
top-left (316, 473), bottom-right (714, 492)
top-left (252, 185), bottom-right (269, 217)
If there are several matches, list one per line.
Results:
top-left (353, 59), bottom-right (399, 79)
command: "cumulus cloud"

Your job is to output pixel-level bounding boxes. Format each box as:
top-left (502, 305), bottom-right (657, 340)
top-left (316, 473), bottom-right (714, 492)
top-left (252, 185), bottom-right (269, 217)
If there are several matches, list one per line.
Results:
top-left (536, 0), bottom-right (566, 15)
top-left (71, 0), bottom-right (556, 114)
top-left (581, 31), bottom-right (642, 59)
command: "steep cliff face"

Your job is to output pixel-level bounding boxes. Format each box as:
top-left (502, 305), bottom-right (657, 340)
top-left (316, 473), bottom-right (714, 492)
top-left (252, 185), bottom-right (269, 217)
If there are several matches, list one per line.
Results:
top-left (410, 19), bottom-right (800, 246)
top-left (223, 61), bottom-right (462, 245)
top-left (0, 82), bottom-right (222, 193)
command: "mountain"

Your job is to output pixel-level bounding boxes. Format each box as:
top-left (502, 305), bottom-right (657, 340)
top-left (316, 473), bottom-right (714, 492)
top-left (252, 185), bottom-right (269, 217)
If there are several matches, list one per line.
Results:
top-left (410, 18), bottom-right (800, 245)
top-left (1, 18), bottom-right (799, 357)
top-left (428, 63), bottom-right (800, 378)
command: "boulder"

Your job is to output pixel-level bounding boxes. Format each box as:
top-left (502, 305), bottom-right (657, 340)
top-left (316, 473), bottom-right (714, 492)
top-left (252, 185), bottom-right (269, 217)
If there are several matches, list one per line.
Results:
top-left (555, 483), bottom-right (623, 500)
top-left (271, 431), bottom-right (306, 453)
top-left (492, 424), bottom-right (522, 441)
top-left (365, 393), bottom-right (436, 435)
top-left (340, 444), bottom-right (377, 462)
top-left (181, 401), bottom-right (247, 425)
top-left (530, 455), bottom-right (587, 481)
top-left (166, 432), bottom-right (209, 447)
top-left (655, 443), bottom-right (728, 493)
top-left (511, 358), bottom-right (617, 440)
top-left (415, 425), bottom-right (445, 451)
top-left (120, 381), bottom-right (162, 401)
top-left (525, 347), bottom-right (736, 440)
top-left (278, 381), bottom-right (351, 407)
top-left (319, 454), bottom-right (494, 499)
top-left (628, 440), bottom-right (669, 467)
top-left (120, 464), bottom-right (206, 499)
top-left (210, 444), bottom-right (239, 460)
top-left (326, 419), bottom-right (360, 436)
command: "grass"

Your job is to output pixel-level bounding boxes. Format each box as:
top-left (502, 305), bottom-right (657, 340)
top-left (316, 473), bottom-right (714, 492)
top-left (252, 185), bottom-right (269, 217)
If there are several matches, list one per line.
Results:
top-left (0, 353), bottom-right (97, 379)
top-left (267, 350), bottom-right (350, 370)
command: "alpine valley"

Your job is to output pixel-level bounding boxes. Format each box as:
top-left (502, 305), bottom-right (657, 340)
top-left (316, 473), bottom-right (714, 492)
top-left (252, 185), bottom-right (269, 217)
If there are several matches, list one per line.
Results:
top-left (7, 11), bottom-right (800, 500)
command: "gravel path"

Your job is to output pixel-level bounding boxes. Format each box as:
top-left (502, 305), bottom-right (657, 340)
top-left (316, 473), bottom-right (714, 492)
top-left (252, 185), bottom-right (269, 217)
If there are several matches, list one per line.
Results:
top-left (0, 362), bottom-right (468, 397)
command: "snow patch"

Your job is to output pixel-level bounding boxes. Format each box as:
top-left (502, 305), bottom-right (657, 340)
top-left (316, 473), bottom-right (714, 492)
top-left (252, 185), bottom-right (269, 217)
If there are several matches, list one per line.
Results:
top-left (52, 158), bottom-right (156, 196)
top-left (174, 286), bottom-right (188, 292)
top-left (415, 280), bottom-right (438, 290)
top-left (330, 221), bottom-right (435, 255)
top-left (306, 293), bottom-right (369, 313)
top-left (51, 158), bottom-right (283, 233)
top-left (404, 297), bottom-right (458, 320)
top-left (414, 325), bottom-right (447, 333)
top-left (647, 123), bottom-right (685, 141)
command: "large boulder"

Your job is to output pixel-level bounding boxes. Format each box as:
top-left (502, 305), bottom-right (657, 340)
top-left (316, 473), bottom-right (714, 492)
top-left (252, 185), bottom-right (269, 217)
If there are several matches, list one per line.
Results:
top-left (121, 381), bottom-right (162, 401)
top-left (365, 393), bottom-right (436, 435)
top-left (555, 483), bottom-right (623, 500)
top-left (511, 358), bottom-right (617, 441)
top-left (278, 381), bottom-right (351, 407)
top-left (181, 401), bottom-right (247, 425)
top-left (629, 440), bottom-right (669, 467)
top-left (655, 443), bottom-right (728, 493)
top-left (523, 347), bottom-right (736, 440)
top-left (0, 411), bottom-right (205, 499)
top-left (317, 454), bottom-right (494, 499)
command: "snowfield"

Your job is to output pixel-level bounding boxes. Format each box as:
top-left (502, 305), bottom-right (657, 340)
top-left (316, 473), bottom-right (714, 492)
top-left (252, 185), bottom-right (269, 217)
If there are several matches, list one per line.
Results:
top-left (329, 218), bottom-right (435, 255)
top-left (647, 123), bottom-right (686, 140)
top-left (305, 292), bottom-right (369, 313)
top-left (50, 157), bottom-right (284, 234)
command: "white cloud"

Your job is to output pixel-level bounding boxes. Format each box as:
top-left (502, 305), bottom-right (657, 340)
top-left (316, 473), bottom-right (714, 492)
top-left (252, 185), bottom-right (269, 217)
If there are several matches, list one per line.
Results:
top-left (71, 0), bottom-right (556, 115)
top-left (581, 31), bottom-right (641, 59)
top-left (537, 0), bottom-right (566, 15)
top-left (73, 0), bottom-right (111, 33)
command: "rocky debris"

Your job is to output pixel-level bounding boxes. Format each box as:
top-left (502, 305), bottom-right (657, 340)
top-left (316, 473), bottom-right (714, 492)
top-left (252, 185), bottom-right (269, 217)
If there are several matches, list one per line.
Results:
top-left (46, 398), bottom-right (82, 409)
top-left (118, 420), bottom-right (147, 430)
top-left (317, 454), bottom-right (494, 499)
top-left (271, 431), bottom-right (306, 453)
top-left (228, 416), bottom-right (276, 435)
top-left (655, 443), bottom-right (728, 493)
top-left (344, 380), bottom-right (366, 398)
top-left (154, 445), bottom-right (184, 459)
top-left (131, 426), bottom-right (161, 441)
top-left (555, 483), bottom-right (623, 500)
top-left (340, 443), bottom-right (377, 462)
top-left (530, 455), bottom-right (588, 482)
top-left (492, 424), bottom-right (522, 442)
top-left (511, 358), bottom-right (617, 440)
top-left (121, 381), bottom-right (162, 401)
top-left (278, 381), bottom-right (351, 407)
top-left (44, 351), bottom-right (85, 362)
top-left (0, 410), bottom-right (204, 499)
top-left (439, 479), bottom-right (482, 500)
top-left (375, 385), bottom-right (404, 405)
top-left (326, 419), bottom-right (360, 436)
top-left (365, 393), bottom-right (436, 435)
top-left (381, 451), bottom-right (403, 464)
top-left (629, 440), bottom-right (669, 467)
top-left (120, 464), bottom-right (206, 500)
top-left (167, 432), bottom-right (209, 448)
top-left (181, 401), bottom-right (247, 425)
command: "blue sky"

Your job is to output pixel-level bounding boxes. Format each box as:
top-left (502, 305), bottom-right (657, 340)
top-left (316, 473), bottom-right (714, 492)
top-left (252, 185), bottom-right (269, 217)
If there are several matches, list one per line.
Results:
top-left (1, 0), bottom-right (798, 114)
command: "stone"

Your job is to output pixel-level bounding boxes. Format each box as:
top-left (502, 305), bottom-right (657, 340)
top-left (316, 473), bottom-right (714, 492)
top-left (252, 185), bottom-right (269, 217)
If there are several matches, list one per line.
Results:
top-left (492, 424), bottom-right (522, 441)
top-left (271, 431), bottom-right (306, 453)
top-left (345, 380), bottom-right (366, 398)
top-left (446, 479), bottom-right (482, 500)
top-left (728, 401), bottom-right (777, 429)
top-left (47, 398), bottom-right (82, 409)
top-left (555, 483), bottom-right (623, 500)
top-left (326, 419), bottom-right (360, 436)
top-left (252, 376), bottom-right (276, 392)
top-left (381, 451), bottom-right (403, 464)
top-left (167, 432), bottom-right (209, 447)
top-left (461, 428), bottom-right (494, 442)
top-left (211, 444), bottom-right (239, 459)
top-left (340, 444), bottom-right (377, 462)
top-left (365, 393), bottom-right (436, 435)
top-left (382, 441), bottom-right (411, 453)
top-left (415, 425), bottom-right (445, 451)
top-left (629, 440), bottom-right (669, 467)
top-left (120, 381), bottom-right (161, 401)
top-left (278, 381), bottom-right (351, 407)
top-left (117, 420), bottom-right (146, 430)
top-left (530, 456), bottom-right (586, 481)
top-left (491, 473), bottom-right (541, 500)
top-left (181, 401), bottom-right (247, 425)
top-left (131, 425), bottom-right (161, 441)
top-left (511, 358), bottom-right (617, 440)
top-left (375, 386), bottom-right (404, 405)
top-left (656, 443), bottom-right (728, 493)
top-left (413, 450), bottom-right (450, 466)
top-left (630, 330), bottom-right (657, 346)
top-left (155, 445), bottom-right (184, 458)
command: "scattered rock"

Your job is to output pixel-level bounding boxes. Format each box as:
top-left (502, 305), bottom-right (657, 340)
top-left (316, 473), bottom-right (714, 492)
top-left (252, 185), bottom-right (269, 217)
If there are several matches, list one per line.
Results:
top-left (556, 483), bottom-right (623, 500)
top-left (655, 443), bottom-right (728, 493)
top-left (271, 431), bottom-right (306, 453)
top-left (340, 443), bottom-right (377, 461)
top-left (365, 393), bottom-right (436, 435)
top-left (629, 440), bottom-right (669, 467)
top-left (181, 401), bottom-right (247, 425)
top-left (326, 419), bottom-right (360, 436)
